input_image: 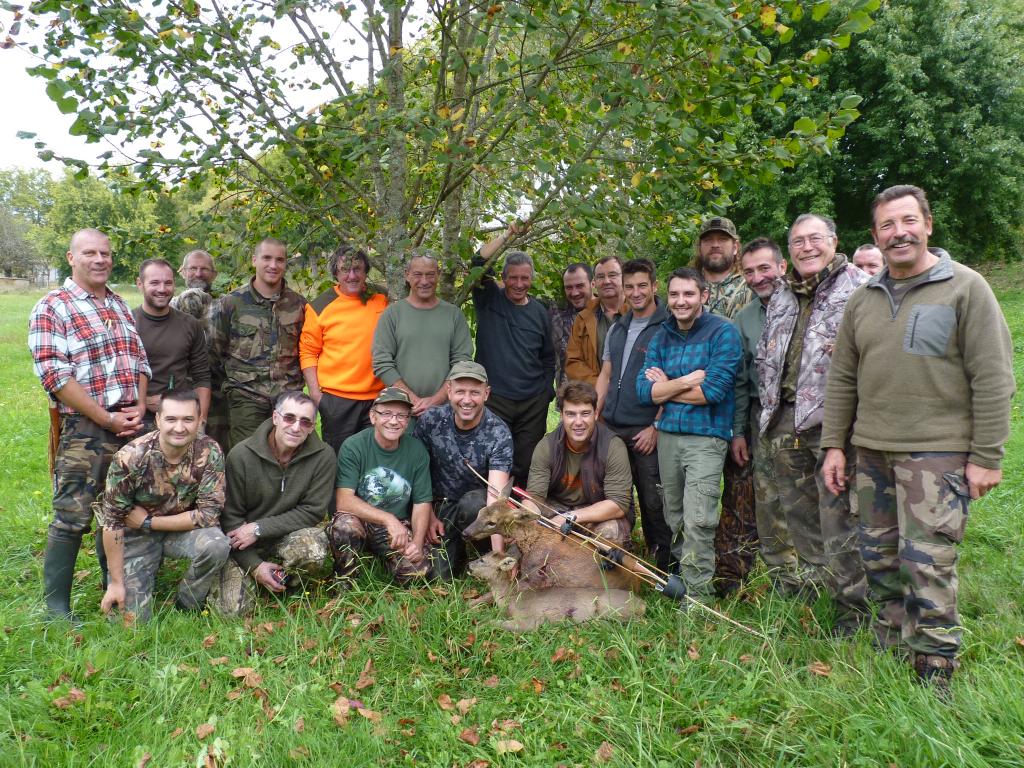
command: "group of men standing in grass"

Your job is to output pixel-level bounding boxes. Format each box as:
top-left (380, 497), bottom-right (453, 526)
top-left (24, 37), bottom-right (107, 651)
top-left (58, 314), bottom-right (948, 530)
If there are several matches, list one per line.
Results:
top-left (29, 183), bottom-right (1014, 693)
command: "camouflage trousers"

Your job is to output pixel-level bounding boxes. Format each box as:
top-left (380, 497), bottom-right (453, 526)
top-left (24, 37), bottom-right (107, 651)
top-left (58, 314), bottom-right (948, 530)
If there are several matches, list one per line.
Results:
top-left (657, 431), bottom-right (728, 599)
top-left (120, 527), bottom-right (231, 621)
top-left (51, 415), bottom-right (128, 537)
top-left (713, 440), bottom-right (758, 595)
top-left (209, 526), bottom-right (332, 618)
top-left (763, 407), bottom-right (868, 626)
top-left (749, 404), bottom-right (800, 593)
top-left (226, 389), bottom-right (273, 452)
top-left (433, 488), bottom-right (491, 579)
top-left (856, 449), bottom-right (970, 658)
top-left (328, 514), bottom-right (437, 584)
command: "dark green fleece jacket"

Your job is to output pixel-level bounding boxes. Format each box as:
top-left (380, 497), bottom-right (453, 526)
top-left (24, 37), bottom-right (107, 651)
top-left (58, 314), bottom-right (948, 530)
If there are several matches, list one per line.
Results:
top-left (222, 418), bottom-right (336, 571)
top-left (822, 251), bottom-right (1015, 468)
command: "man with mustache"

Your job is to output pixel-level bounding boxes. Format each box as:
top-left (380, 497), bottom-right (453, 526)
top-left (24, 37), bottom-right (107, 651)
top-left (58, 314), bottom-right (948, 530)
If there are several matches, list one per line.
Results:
top-left (756, 214), bottom-right (869, 635)
top-left (731, 238), bottom-right (800, 595)
top-left (822, 185), bottom-right (1014, 692)
top-left (133, 259), bottom-right (211, 433)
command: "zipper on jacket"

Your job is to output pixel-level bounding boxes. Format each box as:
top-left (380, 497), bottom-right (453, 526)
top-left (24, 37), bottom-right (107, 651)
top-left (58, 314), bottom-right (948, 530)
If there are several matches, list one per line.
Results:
top-left (908, 313), bottom-right (918, 348)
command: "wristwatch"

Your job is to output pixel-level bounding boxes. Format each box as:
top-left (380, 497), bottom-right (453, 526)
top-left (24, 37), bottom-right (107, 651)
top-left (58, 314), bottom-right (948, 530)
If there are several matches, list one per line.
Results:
top-left (253, 523), bottom-right (262, 539)
top-left (141, 514), bottom-right (153, 533)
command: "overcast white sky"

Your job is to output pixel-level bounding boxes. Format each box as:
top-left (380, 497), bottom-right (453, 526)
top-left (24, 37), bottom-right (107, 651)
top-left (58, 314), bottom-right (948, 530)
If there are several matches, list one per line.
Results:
top-left (0, 43), bottom-right (99, 172)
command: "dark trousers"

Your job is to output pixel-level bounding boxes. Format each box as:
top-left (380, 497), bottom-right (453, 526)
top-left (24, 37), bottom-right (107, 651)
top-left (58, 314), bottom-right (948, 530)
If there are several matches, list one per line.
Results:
top-left (486, 390), bottom-right (552, 488)
top-left (319, 392), bottom-right (374, 456)
top-left (226, 389), bottom-right (273, 451)
top-left (605, 422), bottom-right (671, 570)
top-left (433, 488), bottom-right (491, 578)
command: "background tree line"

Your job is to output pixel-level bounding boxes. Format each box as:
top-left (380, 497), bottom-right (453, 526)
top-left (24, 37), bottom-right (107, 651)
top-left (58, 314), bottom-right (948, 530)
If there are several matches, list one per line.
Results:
top-left (1, 0), bottom-right (1021, 296)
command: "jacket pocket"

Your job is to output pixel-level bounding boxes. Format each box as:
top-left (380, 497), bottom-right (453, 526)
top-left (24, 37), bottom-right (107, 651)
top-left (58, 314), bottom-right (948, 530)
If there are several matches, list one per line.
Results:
top-left (903, 304), bottom-right (955, 357)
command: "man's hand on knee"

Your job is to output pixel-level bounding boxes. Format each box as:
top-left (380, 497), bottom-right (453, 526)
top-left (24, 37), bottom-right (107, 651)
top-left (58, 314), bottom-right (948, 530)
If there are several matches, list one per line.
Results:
top-left (384, 516), bottom-right (410, 551)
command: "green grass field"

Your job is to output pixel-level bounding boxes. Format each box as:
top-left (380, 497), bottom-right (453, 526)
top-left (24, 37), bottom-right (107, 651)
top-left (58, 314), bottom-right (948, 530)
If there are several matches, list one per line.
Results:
top-left (1, 279), bottom-right (1022, 767)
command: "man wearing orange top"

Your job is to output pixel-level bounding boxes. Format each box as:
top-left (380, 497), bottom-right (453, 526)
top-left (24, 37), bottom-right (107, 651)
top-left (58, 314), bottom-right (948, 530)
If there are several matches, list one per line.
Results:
top-left (300, 245), bottom-right (388, 454)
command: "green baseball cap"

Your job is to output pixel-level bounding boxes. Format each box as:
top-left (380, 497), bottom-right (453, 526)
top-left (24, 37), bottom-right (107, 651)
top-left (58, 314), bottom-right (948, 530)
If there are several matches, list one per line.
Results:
top-left (447, 361), bottom-right (489, 383)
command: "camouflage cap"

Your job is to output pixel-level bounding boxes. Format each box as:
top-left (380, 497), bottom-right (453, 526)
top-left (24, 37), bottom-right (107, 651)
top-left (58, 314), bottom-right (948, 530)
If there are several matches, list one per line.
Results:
top-left (374, 387), bottom-right (413, 407)
top-left (447, 360), bottom-right (489, 383)
top-left (698, 216), bottom-right (739, 240)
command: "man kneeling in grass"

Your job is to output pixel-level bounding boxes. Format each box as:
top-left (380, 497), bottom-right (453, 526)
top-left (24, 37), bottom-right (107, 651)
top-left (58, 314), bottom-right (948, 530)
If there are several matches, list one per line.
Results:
top-left (100, 390), bottom-right (229, 621)
top-left (210, 390), bottom-right (336, 617)
top-left (329, 387), bottom-right (436, 584)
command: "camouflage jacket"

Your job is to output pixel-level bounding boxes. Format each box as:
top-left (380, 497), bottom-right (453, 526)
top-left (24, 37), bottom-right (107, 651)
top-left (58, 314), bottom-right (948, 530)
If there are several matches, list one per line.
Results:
top-left (704, 271), bottom-right (754, 320)
top-left (101, 431), bottom-right (225, 531)
top-left (210, 279), bottom-right (306, 403)
top-left (548, 304), bottom-right (581, 388)
top-left (757, 254), bottom-right (868, 435)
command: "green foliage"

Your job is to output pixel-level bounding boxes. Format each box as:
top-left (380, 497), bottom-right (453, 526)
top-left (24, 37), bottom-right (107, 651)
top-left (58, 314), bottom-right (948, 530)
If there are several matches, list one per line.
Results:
top-left (8, 1), bottom-right (877, 299)
top-left (731, 0), bottom-right (1024, 261)
top-left (0, 207), bottom-right (44, 278)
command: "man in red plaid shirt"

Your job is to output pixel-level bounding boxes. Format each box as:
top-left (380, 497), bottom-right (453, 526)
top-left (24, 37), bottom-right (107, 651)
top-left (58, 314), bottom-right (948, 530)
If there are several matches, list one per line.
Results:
top-left (29, 228), bottom-right (151, 620)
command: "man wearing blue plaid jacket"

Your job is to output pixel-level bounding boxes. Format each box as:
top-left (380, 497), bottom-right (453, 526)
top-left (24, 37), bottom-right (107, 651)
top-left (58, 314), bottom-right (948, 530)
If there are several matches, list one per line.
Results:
top-left (637, 267), bottom-right (742, 600)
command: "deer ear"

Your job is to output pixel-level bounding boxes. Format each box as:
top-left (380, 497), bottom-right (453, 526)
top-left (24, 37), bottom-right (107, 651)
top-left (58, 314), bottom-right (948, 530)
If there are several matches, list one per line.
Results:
top-left (497, 479), bottom-right (514, 500)
top-left (498, 557), bottom-right (518, 571)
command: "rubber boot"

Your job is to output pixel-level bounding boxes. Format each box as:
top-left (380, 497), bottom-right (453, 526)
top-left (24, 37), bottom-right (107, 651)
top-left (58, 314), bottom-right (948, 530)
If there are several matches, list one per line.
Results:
top-left (43, 531), bottom-right (82, 620)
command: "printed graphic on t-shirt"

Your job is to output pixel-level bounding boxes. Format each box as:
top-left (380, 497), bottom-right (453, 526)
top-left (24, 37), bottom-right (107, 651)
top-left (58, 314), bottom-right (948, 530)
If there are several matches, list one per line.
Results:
top-left (357, 466), bottom-right (412, 511)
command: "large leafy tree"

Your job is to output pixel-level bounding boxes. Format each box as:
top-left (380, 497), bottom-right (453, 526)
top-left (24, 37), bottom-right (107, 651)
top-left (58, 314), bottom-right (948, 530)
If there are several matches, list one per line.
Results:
top-left (731, 0), bottom-right (1024, 260)
top-left (5, 0), bottom-right (876, 297)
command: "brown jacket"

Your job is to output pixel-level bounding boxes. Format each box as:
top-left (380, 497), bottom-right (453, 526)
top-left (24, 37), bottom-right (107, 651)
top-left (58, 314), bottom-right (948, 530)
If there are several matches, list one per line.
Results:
top-left (564, 298), bottom-right (628, 385)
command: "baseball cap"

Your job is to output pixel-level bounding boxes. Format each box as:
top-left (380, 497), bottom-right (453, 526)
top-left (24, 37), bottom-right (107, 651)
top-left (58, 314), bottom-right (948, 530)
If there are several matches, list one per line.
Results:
top-left (374, 387), bottom-right (413, 406)
top-left (698, 216), bottom-right (738, 240)
top-left (447, 360), bottom-right (489, 383)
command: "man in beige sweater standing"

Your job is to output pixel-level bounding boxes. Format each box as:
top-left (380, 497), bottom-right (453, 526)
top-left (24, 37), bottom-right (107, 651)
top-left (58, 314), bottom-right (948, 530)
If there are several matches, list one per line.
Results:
top-left (822, 185), bottom-right (1015, 693)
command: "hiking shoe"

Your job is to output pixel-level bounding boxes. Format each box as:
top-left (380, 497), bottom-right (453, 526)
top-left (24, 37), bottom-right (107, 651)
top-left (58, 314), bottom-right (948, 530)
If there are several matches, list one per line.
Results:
top-left (913, 654), bottom-right (957, 699)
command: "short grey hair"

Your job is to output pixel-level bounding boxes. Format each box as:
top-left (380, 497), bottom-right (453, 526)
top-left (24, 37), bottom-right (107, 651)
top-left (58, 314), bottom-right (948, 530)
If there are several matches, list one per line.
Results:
top-left (405, 248), bottom-right (440, 271)
top-left (788, 213), bottom-right (837, 242)
top-left (501, 250), bottom-right (534, 280)
top-left (180, 249), bottom-right (214, 271)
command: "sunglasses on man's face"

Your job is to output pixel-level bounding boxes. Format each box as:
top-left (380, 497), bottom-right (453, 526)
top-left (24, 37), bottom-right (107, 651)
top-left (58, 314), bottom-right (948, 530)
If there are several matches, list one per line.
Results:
top-left (276, 411), bottom-right (315, 430)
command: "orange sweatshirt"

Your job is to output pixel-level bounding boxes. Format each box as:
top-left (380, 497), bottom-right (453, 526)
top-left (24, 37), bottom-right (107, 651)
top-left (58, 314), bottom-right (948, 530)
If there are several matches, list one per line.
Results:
top-left (300, 287), bottom-right (388, 400)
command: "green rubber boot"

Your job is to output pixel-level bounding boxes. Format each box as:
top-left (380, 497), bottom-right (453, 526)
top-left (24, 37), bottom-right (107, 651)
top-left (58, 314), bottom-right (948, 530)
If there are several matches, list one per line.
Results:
top-left (43, 531), bottom-right (82, 621)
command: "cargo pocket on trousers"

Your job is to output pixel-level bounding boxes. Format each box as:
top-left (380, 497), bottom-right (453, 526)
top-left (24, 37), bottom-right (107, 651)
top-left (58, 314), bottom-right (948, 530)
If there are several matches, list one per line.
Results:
top-left (936, 471), bottom-right (970, 544)
top-left (694, 479), bottom-right (722, 527)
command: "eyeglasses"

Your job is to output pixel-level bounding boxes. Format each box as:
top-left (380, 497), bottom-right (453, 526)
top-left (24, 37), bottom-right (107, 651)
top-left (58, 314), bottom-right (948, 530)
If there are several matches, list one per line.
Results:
top-left (788, 233), bottom-right (832, 249)
top-left (276, 411), bottom-right (315, 430)
top-left (374, 409), bottom-right (411, 422)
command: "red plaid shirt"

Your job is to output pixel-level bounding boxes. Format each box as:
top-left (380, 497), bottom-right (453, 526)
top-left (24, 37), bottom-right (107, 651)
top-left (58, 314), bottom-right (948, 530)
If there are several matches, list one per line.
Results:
top-left (29, 278), bottom-right (151, 416)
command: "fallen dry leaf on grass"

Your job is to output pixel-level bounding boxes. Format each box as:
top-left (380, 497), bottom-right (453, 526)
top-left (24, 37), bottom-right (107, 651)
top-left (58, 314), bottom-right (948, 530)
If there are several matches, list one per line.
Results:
top-left (294, 717), bottom-right (304, 733)
top-left (808, 661), bottom-right (832, 677)
top-left (195, 723), bottom-right (214, 740)
top-left (357, 707), bottom-right (382, 723)
top-left (676, 725), bottom-right (700, 736)
top-left (738, 654), bottom-right (753, 664)
top-left (225, 689), bottom-right (242, 701)
top-left (550, 647), bottom-right (577, 664)
top-left (457, 697), bottom-right (478, 715)
top-left (1015, 636), bottom-right (1024, 649)
top-left (202, 634), bottom-right (217, 648)
top-left (594, 741), bottom-right (615, 762)
top-left (332, 696), bottom-right (350, 727)
top-left (530, 677), bottom-right (544, 694)
top-left (170, 727), bottom-right (184, 739)
top-left (136, 753), bottom-right (152, 768)
top-left (208, 656), bottom-right (229, 666)
top-left (687, 645), bottom-right (700, 661)
top-left (466, 761), bottom-right (490, 768)
top-left (450, 715), bottom-right (462, 726)
top-left (231, 667), bottom-right (263, 687)
top-left (482, 675), bottom-right (499, 688)
top-left (84, 662), bottom-right (98, 678)
top-left (490, 719), bottom-right (522, 734)
top-left (494, 739), bottom-right (524, 754)
top-left (355, 658), bottom-right (375, 690)
top-left (459, 727), bottom-right (481, 746)
top-left (52, 688), bottom-right (86, 709)
top-left (289, 746), bottom-right (310, 759)
top-left (438, 693), bottom-right (455, 711)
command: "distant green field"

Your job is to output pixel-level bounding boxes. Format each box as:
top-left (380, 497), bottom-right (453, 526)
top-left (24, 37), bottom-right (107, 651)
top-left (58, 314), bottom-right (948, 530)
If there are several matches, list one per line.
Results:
top-left (1, 279), bottom-right (1022, 767)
